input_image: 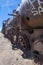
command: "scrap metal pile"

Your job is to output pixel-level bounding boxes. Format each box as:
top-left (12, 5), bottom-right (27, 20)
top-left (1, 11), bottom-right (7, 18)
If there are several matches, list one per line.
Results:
top-left (2, 0), bottom-right (43, 63)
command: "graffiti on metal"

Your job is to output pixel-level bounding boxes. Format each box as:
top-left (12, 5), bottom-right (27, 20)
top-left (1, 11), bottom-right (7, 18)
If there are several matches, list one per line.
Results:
top-left (27, 0), bottom-right (43, 16)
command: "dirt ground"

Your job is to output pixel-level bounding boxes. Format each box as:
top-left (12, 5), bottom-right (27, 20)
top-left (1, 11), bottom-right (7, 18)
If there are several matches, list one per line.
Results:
top-left (0, 32), bottom-right (42, 65)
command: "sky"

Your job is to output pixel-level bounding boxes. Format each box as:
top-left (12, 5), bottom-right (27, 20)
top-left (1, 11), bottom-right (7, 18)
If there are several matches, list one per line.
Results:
top-left (0, 0), bottom-right (22, 30)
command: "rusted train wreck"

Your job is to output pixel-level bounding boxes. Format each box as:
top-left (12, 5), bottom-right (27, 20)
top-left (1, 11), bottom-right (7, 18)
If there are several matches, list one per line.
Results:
top-left (2, 0), bottom-right (43, 62)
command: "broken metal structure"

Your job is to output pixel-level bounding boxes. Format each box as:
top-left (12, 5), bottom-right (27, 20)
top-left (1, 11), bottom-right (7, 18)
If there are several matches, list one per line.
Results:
top-left (2, 0), bottom-right (43, 62)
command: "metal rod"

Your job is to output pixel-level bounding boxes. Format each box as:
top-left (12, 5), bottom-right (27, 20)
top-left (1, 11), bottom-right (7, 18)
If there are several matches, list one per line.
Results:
top-left (8, 26), bottom-right (43, 30)
top-left (8, 14), bottom-right (17, 16)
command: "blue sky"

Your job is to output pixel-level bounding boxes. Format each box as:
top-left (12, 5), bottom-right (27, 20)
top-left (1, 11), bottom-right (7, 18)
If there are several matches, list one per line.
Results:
top-left (0, 0), bottom-right (21, 30)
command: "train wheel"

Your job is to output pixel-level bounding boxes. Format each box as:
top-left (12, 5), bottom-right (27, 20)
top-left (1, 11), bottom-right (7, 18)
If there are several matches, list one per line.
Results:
top-left (18, 33), bottom-right (31, 50)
